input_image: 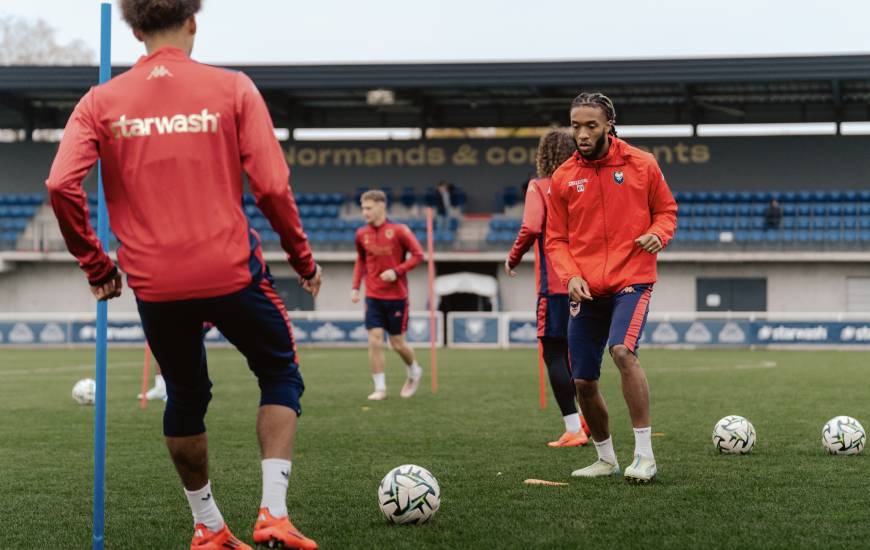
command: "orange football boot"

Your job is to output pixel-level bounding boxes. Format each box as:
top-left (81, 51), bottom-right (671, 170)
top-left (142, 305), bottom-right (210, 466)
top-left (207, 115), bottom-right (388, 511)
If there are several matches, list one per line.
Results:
top-left (253, 508), bottom-right (318, 550)
top-left (547, 430), bottom-right (590, 447)
top-left (190, 523), bottom-right (252, 550)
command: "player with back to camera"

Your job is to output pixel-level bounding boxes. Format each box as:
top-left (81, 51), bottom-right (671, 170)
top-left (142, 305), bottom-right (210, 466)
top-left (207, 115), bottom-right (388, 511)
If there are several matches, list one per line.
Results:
top-left (546, 93), bottom-right (677, 483)
top-left (351, 190), bottom-right (425, 401)
top-left (45, 1), bottom-right (321, 547)
top-left (505, 129), bottom-right (591, 448)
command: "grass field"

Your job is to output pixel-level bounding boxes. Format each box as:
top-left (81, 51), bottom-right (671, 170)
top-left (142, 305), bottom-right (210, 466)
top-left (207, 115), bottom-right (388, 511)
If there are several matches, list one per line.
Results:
top-left (1, 346), bottom-right (869, 549)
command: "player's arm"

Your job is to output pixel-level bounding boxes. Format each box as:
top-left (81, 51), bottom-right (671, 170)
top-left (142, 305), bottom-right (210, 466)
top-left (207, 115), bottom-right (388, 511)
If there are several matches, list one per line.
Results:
top-left (505, 179), bottom-right (544, 276)
top-left (635, 163), bottom-right (678, 254)
top-left (351, 232), bottom-right (366, 303)
top-left (392, 225), bottom-right (424, 277)
top-left (236, 72), bottom-right (319, 285)
top-left (545, 176), bottom-right (591, 301)
top-left (45, 89), bottom-right (121, 301)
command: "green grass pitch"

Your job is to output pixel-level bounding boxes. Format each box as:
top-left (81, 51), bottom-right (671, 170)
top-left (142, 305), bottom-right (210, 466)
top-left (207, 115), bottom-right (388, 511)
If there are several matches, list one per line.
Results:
top-left (1, 347), bottom-right (868, 549)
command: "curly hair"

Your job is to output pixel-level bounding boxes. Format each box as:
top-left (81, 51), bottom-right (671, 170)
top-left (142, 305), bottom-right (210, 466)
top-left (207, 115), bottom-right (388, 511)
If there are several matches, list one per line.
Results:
top-left (536, 129), bottom-right (576, 178)
top-left (570, 92), bottom-right (618, 137)
top-left (120, 0), bottom-right (202, 34)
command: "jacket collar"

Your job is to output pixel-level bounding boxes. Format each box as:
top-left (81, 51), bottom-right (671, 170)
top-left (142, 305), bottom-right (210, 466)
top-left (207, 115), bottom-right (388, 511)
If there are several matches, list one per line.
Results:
top-left (574, 136), bottom-right (628, 168)
top-left (135, 46), bottom-right (190, 66)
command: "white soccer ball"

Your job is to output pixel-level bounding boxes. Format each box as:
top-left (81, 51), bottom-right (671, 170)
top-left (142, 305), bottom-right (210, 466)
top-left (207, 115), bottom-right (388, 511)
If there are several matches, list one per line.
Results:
top-left (822, 416), bottom-right (865, 455)
top-left (712, 415), bottom-right (756, 454)
top-left (378, 464), bottom-right (440, 525)
top-left (72, 378), bottom-right (96, 405)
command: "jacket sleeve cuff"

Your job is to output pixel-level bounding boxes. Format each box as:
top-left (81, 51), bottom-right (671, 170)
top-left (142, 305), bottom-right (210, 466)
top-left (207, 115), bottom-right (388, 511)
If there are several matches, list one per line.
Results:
top-left (88, 265), bottom-right (118, 286)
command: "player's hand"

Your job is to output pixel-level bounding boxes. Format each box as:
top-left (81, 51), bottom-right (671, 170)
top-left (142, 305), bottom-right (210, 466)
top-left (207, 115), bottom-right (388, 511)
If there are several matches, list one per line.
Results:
top-left (379, 269), bottom-right (398, 282)
top-left (300, 263), bottom-right (322, 298)
top-left (90, 272), bottom-right (123, 301)
top-left (504, 259), bottom-right (517, 278)
top-left (568, 276), bottom-right (593, 302)
top-left (350, 289), bottom-right (360, 303)
top-left (635, 233), bottom-right (663, 254)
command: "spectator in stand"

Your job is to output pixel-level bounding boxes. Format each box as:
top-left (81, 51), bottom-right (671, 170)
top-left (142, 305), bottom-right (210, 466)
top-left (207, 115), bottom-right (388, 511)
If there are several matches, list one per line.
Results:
top-left (435, 180), bottom-right (453, 233)
top-left (764, 199), bottom-right (782, 230)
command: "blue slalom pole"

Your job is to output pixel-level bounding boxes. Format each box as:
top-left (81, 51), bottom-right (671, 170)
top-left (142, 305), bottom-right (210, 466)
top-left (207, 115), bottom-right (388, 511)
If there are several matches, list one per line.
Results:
top-left (93, 2), bottom-right (112, 549)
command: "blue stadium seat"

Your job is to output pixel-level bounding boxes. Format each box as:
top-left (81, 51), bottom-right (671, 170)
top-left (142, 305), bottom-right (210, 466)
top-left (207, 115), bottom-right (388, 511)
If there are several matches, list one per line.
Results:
top-left (860, 205), bottom-right (870, 216)
top-left (828, 191), bottom-right (844, 202)
top-left (812, 205), bottom-right (826, 217)
top-left (751, 204), bottom-right (766, 216)
top-left (860, 231), bottom-right (870, 242)
top-left (781, 230), bottom-right (794, 242)
top-left (677, 218), bottom-right (690, 231)
top-left (690, 219), bottom-right (705, 230)
top-left (825, 218), bottom-right (841, 230)
top-left (734, 230), bottom-right (749, 242)
top-left (695, 191), bottom-right (710, 203)
top-left (843, 231), bottom-right (857, 243)
top-left (798, 204), bottom-right (811, 216)
top-left (502, 187), bottom-right (519, 209)
top-left (736, 191), bottom-right (752, 203)
top-left (811, 232), bottom-right (825, 243)
top-left (737, 204), bottom-right (751, 217)
top-left (707, 204), bottom-right (722, 217)
top-left (825, 230), bottom-right (841, 242)
top-left (811, 191), bottom-right (828, 203)
top-left (707, 219), bottom-right (721, 231)
top-left (709, 191), bottom-right (723, 203)
top-left (694, 204), bottom-right (707, 217)
top-left (780, 191), bottom-right (797, 203)
top-left (796, 230), bottom-right (811, 242)
top-left (844, 218), bottom-right (857, 230)
top-left (811, 218), bottom-right (825, 230)
top-left (797, 191), bottom-right (812, 203)
top-left (737, 218), bottom-right (751, 230)
top-left (753, 191), bottom-right (772, 203)
top-left (720, 218), bottom-right (736, 231)
top-left (723, 191), bottom-right (738, 203)
top-left (750, 218), bottom-right (765, 230)
top-left (764, 230), bottom-right (779, 243)
top-left (796, 217), bottom-right (810, 230)
top-left (329, 193), bottom-right (345, 205)
top-left (722, 204), bottom-right (737, 217)
top-left (749, 230), bottom-right (764, 242)
top-left (781, 204), bottom-right (796, 216)
top-left (844, 190), bottom-right (858, 202)
top-left (703, 230), bottom-right (719, 242)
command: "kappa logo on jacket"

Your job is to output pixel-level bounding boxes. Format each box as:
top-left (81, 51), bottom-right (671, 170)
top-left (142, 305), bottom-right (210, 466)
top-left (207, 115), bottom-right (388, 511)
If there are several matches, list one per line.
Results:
top-left (146, 65), bottom-right (173, 80)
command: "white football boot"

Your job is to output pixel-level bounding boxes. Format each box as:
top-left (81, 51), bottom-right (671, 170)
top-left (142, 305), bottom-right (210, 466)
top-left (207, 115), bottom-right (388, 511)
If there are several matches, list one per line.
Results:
top-left (623, 454), bottom-right (657, 483)
top-left (571, 459), bottom-right (621, 478)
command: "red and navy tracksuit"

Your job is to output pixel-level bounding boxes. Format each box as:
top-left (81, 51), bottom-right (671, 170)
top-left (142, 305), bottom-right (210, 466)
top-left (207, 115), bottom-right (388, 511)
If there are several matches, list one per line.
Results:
top-left (352, 221), bottom-right (424, 335)
top-left (46, 47), bottom-right (315, 436)
top-left (546, 137), bottom-right (677, 380)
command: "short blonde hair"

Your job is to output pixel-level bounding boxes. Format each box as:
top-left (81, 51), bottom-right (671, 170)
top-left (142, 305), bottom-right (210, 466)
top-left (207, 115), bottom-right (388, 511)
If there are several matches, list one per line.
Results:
top-left (360, 190), bottom-right (386, 203)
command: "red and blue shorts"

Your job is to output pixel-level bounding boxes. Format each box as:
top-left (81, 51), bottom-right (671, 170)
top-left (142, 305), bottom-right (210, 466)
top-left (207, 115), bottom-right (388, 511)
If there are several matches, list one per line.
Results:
top-left (536, 293), bottom-right (569, 340)
top-left (567, 284), bottom-right (653, 380)
top-left (364, 297), bottom-right (409, 336)
top-left (137, 272), bottom-right (304, 437)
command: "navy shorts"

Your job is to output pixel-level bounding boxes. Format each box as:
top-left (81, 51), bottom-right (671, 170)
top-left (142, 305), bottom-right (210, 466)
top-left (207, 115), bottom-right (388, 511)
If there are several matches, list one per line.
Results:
top-left (364, 297), bottom-right (409, 336)
top-left (537, 294), bottom-right (569, 340)
top-left (137, 274), bottom-right (304, 437)
top-left (568, 284), bottom-right (653, 380)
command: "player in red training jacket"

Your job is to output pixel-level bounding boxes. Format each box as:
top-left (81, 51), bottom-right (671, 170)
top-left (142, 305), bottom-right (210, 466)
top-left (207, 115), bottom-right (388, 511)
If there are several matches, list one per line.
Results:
top-left (505, 129), bottom-right (590, 448)
top-left (44, 2), bottom-right (319, 548)
top-left (546, 93), bottom-right (677, 484)
top-left (351, 190), bottom-right (425, 401)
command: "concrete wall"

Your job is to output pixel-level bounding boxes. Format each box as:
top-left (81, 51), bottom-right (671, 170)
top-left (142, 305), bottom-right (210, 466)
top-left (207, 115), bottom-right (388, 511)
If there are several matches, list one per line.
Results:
top-left (2, 257), bottom-right (868, 314)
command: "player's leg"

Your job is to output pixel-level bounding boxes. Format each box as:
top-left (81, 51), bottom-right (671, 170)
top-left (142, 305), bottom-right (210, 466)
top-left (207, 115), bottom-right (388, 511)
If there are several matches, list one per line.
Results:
top-left (538, 294), bottom-right (587, 447)
top-left (386, 299), bottom-right (423, 398)
top-left (137, 298), bottom-right (237, 543)
top-left (567, 299), bottom-right (619, 477)
top-left (609, 285), bottom-right (656, 482)
top-left (364, 297), bottom-right (389, 400)
top-left (541, 337), bottom-right (587, 447)
top-left (210, 277), bottom-right (317, 549)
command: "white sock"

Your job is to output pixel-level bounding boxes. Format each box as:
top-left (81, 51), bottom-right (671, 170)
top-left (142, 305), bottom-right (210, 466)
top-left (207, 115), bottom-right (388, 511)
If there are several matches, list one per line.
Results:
top-left (373, 373), bottom-right (386, 392)
top-left (406, 361), bottom-right (422, 379)
top-left (563, 413), bottom-right (581, 433)
top-left (633, 426), bottom-right (654, 460)
top-left (154, 374), bottom-right (165, 389)
top-left (184, 481), bottom-right (224, 532)
top-left (260, 458), bottom-right (291, 518)
top-left (593, 436), bottom-right (618, 466)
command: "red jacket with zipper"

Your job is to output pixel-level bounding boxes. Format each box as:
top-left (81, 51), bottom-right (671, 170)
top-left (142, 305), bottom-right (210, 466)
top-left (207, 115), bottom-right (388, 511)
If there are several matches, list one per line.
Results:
top-left (545, 137), bottom-right (677, 297)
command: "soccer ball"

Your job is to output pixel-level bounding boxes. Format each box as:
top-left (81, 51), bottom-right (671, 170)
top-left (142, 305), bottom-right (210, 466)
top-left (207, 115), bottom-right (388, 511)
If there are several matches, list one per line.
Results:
top-left (712, 415), bottom-right (756, 454)
top-left (822, 416), bottom-right (865, 455)
top-left (72, 378), bottom-right (96, 405)
top-left (378, 464), bottom-right (440, 524)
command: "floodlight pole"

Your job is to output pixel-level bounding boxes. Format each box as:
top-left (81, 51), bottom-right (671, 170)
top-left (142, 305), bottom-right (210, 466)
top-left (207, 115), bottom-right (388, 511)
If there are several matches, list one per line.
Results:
top-left (93, 2), bottom-right (112, 549)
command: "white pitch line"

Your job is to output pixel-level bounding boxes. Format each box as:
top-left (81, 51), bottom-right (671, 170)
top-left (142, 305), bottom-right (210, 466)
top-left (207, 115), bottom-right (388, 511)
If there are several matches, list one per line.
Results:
top-left (654, 361), bottom-right (778, 374)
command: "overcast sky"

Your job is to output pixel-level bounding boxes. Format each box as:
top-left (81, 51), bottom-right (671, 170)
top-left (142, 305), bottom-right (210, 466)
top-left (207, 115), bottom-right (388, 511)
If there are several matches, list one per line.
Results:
top-left (1, 0), bottom-right (868, 65)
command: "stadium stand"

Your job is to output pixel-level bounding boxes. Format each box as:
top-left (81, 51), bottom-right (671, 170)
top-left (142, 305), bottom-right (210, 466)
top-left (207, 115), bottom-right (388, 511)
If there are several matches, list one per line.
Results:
top-left (0, 194), bottom-right (42, 249)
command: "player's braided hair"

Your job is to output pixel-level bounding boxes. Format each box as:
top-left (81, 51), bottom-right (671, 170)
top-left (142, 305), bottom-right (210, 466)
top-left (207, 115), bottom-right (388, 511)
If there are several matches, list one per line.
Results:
top-left (536, 129), bottom-right (575, 178)
top-left (570, 92), bottom-right (618, 137)
top-left (120, 0), bottom-right (202, 34)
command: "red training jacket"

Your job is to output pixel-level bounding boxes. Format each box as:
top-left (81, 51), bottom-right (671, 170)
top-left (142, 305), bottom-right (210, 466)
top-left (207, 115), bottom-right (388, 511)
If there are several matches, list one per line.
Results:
top-left (506, 177), bottom-right (567, 296)
top-left (45, 47), bottom-right (315, 301)
top-left (352, 221), bottom-right (424, 300)
top-left (545, 137), bottom-right (677, 296)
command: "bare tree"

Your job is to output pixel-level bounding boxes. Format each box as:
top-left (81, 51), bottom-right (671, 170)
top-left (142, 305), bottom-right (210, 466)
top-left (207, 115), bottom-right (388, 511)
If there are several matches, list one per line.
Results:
top-left (0, 15), bottom-right (94, 65)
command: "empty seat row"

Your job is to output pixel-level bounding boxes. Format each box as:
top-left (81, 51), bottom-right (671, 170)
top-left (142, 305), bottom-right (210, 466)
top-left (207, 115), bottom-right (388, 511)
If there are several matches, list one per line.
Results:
top-left (678, 217), bottom-right (870, 231)
top-left (675, 190), bottom-right (870, 204)
top-left (681, 203), bottom-right (870, 217)
top-left (678, 229), bottom-right (870, 243)
top-left (0, 194), bottom-right (43, 206)
top-left (0, 205), bottom-right (38, 218)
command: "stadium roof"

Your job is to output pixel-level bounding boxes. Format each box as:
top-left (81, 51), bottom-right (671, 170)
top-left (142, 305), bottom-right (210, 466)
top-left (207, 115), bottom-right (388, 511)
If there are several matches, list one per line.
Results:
top-left (1, 54), bottom-right (869, 131)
